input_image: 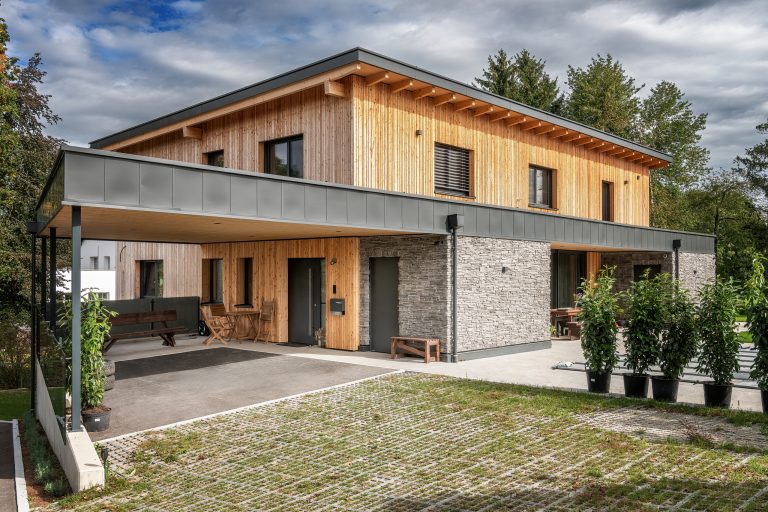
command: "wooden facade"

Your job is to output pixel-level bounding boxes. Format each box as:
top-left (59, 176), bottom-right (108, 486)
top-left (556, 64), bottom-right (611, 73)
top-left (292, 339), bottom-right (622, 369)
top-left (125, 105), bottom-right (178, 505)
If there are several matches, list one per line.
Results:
top-left (116, 242), bottom-right (202, 299)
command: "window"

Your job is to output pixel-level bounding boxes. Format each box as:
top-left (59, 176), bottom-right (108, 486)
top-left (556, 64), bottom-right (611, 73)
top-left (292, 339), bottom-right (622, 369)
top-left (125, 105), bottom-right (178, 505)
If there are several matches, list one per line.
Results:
top-left (103, 256), bottom-right (111, 270)
top-left (602, 181), bottom-right (614, 221)
top-left (202, 259), bottom-right (224, 303)
top-left (139, 260), bottom-right (163, 298)
top-left (206, 150), bottom-right (224, 167)
top-left (434, 143), bottom-right (471, 197)
top-left (550, 251), bottom-right (587, 308)
top-left (265, 135), bottom-right (303, 178)
top-left (236, 258), bottom-right (254, 306)
top-left (89, 256), bottom-right (98, 270)
top-left (529, 165), bottom-right (554, 208)
top-left (94, 292), bottom-right (109, 301)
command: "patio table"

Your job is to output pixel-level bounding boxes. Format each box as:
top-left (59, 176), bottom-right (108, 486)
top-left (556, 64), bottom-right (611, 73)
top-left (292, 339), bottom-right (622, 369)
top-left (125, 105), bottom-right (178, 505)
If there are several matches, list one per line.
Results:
top-left (226, 311), bottom-right (261, 342)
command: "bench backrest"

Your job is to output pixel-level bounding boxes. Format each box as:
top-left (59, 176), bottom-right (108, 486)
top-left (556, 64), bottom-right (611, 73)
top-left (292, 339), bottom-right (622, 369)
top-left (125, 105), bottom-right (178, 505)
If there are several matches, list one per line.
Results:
top-left (110, 310), bottom-right (177, 326)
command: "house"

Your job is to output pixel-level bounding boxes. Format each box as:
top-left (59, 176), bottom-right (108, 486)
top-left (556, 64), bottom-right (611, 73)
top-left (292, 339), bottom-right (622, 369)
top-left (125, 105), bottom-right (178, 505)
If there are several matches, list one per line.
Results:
top-left (59, 240), bottom-right (117, 300)
top-left (36, 48), bottom-right (715, 363)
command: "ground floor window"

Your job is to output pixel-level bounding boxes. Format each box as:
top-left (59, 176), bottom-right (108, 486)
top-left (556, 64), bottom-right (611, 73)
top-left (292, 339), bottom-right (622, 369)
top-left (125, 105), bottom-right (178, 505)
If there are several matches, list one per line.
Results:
top-left (550, 250), bottom-right (586, 308)
top-left (237, 257), bottom-right (253, 306)
top-left (139, 260), bottom-right (163, 298)
top-left (202, 258), bottom-right (224, 303)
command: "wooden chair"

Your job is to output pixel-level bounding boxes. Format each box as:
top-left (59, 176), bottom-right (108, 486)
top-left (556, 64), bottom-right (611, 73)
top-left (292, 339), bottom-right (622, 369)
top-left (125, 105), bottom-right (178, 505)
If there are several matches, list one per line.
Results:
top-left (256, 300), bottom-right (275, 342)
top-left (201, 304), bottom-right (234, 345)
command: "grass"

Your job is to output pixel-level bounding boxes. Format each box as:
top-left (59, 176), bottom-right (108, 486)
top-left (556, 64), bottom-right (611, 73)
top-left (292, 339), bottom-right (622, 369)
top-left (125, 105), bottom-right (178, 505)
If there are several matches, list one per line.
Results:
top-left (23, 410), bottom-right (69, 498)
top-left (43, 374), bottom-right (768, 511)
top-left (0, 388), bottom-right (30, 420)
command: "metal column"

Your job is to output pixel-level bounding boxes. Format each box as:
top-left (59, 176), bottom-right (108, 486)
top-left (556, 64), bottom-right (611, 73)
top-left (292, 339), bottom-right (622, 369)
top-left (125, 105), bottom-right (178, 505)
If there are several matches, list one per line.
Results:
top-left (49, 227), bottom-right (57, 332)
top-left (70, 208), bottom-right (82, 431)
top-left (30, 231), bottom-right (37, 411)
top-left (41, 237), bottom-right (47, 319)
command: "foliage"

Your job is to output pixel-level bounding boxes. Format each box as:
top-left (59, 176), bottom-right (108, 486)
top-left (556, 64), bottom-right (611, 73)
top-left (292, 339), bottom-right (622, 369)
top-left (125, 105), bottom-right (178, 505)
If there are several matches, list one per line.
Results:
top-left (746, 254), bottom-right (768, 388)
top-left (0, 318), bottom-right (30, 388)
top-left (23, 410), bottom-right (69, 497)
top-left (476, 49), bottom-right (561, 112)
top-left (0, 15), bottom-right (63, 321)
top-left (0, 388), bottom-right (29, 420)
top-left (696, 278), bottom-right (740, 385)
top-left (658, 277), bottom-right (698, 379)
top-left (576, 267), bottom-right (620, 373)
top-left (564, 54), bottom-right (642, 139)
top-left (59, 290), bottom-right (117, 409)
top-left (623, 269), bottom-right (664, 375)
top-left (736, 119), bottom-right (768, 207)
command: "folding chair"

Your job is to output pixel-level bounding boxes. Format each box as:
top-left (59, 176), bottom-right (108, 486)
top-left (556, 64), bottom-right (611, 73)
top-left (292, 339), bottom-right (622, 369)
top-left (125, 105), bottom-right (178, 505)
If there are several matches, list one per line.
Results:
top-left (256, 300), bottom-right (275, 342)
top-left (201, 304), bottom-right (234, 345)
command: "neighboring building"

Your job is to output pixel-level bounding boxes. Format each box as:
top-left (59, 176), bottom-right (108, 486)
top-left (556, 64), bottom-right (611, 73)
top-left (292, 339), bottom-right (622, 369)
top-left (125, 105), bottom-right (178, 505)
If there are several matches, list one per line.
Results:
top-left (37, 48), bottom-right (715, 361)
top-left (59, 240), bottom-right (117, 300)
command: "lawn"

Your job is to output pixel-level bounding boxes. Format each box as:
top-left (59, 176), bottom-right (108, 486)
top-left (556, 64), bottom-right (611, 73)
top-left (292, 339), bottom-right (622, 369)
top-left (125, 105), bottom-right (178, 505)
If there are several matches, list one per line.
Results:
top-left (49, 374), bottom-right (768, 511)
top-left (0, 388), bottom-right (30, 420)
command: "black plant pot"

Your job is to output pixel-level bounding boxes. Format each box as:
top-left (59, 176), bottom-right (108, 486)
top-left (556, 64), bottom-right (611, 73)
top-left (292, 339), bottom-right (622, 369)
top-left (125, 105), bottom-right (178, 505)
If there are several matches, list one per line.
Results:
top-left (651, 377), bottom-right (680, 403)
top-left (703, 382), bottom-right (732, 408)
top-left (81, 407), bottom-right (111, 432)
top-left (761, 390), bottom-right (768, 413)
top-left (586, 370), bottom-right (612, 393)
top-left (623, 374), bottom-right (649, 398)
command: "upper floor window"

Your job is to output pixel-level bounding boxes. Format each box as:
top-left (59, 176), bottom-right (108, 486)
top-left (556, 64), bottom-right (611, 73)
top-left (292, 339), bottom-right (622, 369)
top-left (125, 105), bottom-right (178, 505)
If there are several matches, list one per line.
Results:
top-left (529, 165), bottom-right (554, 208)
top-left (601, 181), bottom-right (614, 221)
top-left (434, 143), bottom-right (471, 197)
top-left (265, 135), bottom-right (304, 178)
top-left (206, 150), bottom-right (224, 167)
top-left (89, 256), bottom-right (98, 270)
top-left (103, 255), bottom-right (111, 270)
top-left (139, 260), bottom-right (163, 298)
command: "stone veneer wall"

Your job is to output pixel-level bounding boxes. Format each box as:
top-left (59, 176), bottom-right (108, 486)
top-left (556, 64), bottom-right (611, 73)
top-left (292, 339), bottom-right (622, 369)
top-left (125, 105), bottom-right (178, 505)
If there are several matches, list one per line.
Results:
top-left (455, 237), bottom-right (551, 352)
top-left (359, 235), bottom-right (450, 349)
top-left (675, 251), bottom-right (716, 300)
top-left (600, 252), bottom-right (673, 294)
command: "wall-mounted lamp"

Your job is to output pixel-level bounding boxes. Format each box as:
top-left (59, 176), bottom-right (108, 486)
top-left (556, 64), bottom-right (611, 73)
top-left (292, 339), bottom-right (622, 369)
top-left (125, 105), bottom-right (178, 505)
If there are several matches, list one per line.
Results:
top-left (501, 266), bottom-right (510, 274)
top-left (636, 175), bottom-right (640, 180)
top-left (415, 129), bottom-right (423, 136)
top-left (330, 258), bottom-right (337, 266)
top-left (624, 180), bottom-right (629, 185)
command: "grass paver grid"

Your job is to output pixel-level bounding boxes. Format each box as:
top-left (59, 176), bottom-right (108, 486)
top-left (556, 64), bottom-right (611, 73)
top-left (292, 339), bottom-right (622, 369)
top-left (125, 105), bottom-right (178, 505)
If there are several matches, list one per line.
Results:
top-left (41, 373), bottom-right (768, 511)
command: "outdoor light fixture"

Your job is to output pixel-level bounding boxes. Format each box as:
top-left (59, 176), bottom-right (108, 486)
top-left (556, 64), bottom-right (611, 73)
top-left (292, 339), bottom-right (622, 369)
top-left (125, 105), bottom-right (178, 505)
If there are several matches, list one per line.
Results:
top-left (415, 129), bottom-right (423, 136)
top-left (330, 258), bottom-right (337, 265)
top-left (502, 266), bottom-right (510, 274)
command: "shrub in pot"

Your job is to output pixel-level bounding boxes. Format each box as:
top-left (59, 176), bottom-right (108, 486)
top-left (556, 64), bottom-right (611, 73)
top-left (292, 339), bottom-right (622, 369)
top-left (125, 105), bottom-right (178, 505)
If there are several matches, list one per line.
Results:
top-left (576, 267), bottom-right (620, 393)
top-left (696, 278), bottom-right (740, 408)
top-left (746, 255), bottom-right (768, 412)
top-left (653, 278), bottom-right (698, 402)
top-left (60, 290), bottom-right (117, 432)
top-left (622, 270), bottom-right (664, 398)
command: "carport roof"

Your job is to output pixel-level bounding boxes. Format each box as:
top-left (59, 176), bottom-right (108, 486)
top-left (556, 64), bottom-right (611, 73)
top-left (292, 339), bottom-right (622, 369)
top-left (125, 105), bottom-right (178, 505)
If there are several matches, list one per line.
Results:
top-left (34, 145), bottom-right (714, 253)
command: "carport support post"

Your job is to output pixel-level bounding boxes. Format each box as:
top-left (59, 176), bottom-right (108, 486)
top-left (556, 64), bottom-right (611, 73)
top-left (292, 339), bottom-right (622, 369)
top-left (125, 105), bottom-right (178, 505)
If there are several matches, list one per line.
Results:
top-left (71, 207), bottom-right (82, 431)
top-left (49, 227), bottom-right (56, 332)
top-left (30, 231), bottom-right (37, 411)
top-left (41, 237), bottom-right (47, 319)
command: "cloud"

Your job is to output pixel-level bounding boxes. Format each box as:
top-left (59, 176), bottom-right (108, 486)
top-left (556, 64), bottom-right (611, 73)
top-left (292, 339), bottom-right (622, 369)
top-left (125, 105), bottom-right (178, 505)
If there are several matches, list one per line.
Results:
top-left (3, 0), bottom-right (767, 170)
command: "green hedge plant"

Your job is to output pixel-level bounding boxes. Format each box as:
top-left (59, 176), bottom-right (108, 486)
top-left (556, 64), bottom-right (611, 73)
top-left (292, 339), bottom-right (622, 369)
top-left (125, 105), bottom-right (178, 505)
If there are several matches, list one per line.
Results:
top-left (624, 269), bottom-right (664, 375)
top-left (696, 278), bottom-right (740, 386)
top-left (746, 255), bottom-right (768, 389)
top-left (576, 267), bottom-right (620, 374)
top-left (658, 277), bottom-right (698, 379)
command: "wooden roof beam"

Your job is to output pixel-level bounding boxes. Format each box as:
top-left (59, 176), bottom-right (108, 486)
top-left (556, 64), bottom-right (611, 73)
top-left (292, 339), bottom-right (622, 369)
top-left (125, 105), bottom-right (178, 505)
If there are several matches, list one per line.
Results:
top-left (572, 137), bottom-right (595, 147)
top-left (182, 126), bottom-right (202, 140)
top-left (454, 99), bottom-right (476, 112)
top-left (548, 128), bottom-right (569, 138)
top-left (636, 156), bottom-right (655, 165)
top-left (618, 152), bottom-right (638, 160)
top-left (489, 111), bottom-right (513, 123)
top-left (605, 147), bottom-right (628, 157)
top-left (366, 71), bottom-right (390, 86)
top-left (323, 80), bottom-right (345, 98)
top-left (597, 144), bottom-right (618, 153)
top-left (389, 78), bottom-right (413, 94)
top-left (534, 125), bottom-right (557, 136)
top-left (473, 105), bottom-right (495, 117)
top-left (561, 133), bottom-right (584, 143)
top-left (650, 161), bottom-right (668, 169)
top-left (506, 115), bottom-right (527, 127)
top-left (519, 120), bottom-right (542, 131)
top-left (413, 86), bottom-right (436, 100)
top-left (433, 93), bottom-right (456, 107)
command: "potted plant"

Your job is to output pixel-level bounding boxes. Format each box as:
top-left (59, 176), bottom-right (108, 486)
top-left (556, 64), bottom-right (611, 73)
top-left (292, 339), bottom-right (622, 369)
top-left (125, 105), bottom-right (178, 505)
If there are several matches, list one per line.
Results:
top-left (622, 270), bottom-right (663, 398)
top-left (746, 254), bottom-right (768, 412)
top-left (653, 277), bottom-right (698, 402)
top-left (696, 278), bottom-right (740, 408)
top-left (60, 290), bottom-right (117, 432)
top-left (576, 267), bottom-right (620, 393)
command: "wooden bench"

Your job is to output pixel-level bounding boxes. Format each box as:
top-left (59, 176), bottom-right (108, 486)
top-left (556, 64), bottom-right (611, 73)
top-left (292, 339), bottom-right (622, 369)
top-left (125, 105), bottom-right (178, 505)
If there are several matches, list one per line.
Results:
top-left (103, 310), bottom-right (186, 353)
top-left (390, 336), bottom-right (441, 364)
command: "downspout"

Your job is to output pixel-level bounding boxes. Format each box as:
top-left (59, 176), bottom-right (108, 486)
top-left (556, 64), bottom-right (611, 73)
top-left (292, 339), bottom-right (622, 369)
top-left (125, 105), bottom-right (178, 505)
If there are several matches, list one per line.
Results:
top-left (446, 214), bottom-right (464, 363)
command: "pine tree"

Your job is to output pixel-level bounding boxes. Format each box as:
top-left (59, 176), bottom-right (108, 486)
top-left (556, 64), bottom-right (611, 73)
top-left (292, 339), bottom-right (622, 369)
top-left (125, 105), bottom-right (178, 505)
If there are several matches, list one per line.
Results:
top-left (475, 49), bottom-right (514, 97)
top-left (507, 49), bottom-right (561, 112)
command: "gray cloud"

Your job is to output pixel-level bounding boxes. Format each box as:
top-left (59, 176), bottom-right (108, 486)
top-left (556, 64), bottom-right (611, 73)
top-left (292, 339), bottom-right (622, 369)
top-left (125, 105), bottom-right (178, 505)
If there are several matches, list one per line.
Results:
top-left (4, 0), bottom-right (767, 169)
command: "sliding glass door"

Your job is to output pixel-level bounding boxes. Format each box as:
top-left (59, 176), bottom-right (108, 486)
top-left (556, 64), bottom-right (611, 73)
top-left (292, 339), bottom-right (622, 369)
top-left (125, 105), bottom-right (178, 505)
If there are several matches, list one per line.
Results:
top-left (551, 251), bottom-right (587, 308)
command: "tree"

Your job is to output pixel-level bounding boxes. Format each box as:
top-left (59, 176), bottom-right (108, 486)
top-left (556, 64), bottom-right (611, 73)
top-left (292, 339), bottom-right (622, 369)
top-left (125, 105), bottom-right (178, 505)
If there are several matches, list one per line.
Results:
top-left (637, 81), bottom-right (710, 227)
top-left (0, 15), bottom-right (63, 320)
top-left (564, 54), bottom-right (642, 139)
top-left (476, 49), bottom-right (561, 112)
top-left (736, 119), bottom-right (768, 209)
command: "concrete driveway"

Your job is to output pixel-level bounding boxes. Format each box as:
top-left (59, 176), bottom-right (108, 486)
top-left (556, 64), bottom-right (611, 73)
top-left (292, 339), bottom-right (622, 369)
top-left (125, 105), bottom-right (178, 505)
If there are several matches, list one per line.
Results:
top-left (94, 343), bottom-right (394, 441)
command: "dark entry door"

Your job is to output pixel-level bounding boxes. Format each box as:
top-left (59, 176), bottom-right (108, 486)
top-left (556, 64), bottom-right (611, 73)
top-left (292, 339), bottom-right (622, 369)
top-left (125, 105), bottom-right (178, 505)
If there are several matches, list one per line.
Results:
top-left (370, 257), bottom-right (399, 353)
top-left (288, 259), bottom-right (323, 345)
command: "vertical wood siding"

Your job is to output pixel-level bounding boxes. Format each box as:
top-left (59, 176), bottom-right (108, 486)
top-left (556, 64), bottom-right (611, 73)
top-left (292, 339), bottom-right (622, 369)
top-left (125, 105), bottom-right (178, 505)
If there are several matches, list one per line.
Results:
top-left (115, 242), bottom-right (202, 299)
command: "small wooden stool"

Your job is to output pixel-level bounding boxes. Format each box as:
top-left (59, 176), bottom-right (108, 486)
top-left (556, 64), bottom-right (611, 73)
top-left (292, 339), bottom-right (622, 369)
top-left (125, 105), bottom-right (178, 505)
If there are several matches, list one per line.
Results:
top-left (390, 336), bottom-right (441, 364)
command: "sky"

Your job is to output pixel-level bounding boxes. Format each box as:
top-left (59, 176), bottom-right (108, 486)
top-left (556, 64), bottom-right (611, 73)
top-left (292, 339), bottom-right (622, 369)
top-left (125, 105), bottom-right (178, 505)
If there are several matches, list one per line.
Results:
top-left (3, 0), bottom-right (768, 170)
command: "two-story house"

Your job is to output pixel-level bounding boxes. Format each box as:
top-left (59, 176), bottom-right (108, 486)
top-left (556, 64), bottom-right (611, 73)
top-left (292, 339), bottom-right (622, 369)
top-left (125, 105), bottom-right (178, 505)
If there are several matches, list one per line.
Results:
top-left (36, 48), bottom-right (715, 361)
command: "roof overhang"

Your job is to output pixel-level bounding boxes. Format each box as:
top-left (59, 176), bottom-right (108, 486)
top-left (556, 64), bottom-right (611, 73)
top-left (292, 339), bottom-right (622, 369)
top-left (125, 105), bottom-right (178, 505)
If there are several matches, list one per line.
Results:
top-left (89, 48), bottom-right (671, 168)
top-left (35, 146), bottom-right (712, 254)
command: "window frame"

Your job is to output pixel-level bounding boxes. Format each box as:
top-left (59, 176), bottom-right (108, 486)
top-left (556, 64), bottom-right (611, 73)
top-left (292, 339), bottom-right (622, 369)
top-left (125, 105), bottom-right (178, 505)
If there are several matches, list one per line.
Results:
top-left (434, 142), bottom-right (473, 198)
top-left (601, 181), bottom-right (614, 222)
top-left (236, 257), bottom-right (254, 307)
top-left (139, 260), bottom-right (163, 298)
top-left (264, 135), bottom-right (304, 178)
top-left (528, 165), bottom-right (555, 209)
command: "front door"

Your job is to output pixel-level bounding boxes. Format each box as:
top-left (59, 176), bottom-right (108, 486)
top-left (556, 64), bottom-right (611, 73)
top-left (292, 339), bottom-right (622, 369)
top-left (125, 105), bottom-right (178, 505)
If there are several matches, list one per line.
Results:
top-left (288, 258), bottom-right (324, 345)
top-left (370, 257), bottom-right (399, 353)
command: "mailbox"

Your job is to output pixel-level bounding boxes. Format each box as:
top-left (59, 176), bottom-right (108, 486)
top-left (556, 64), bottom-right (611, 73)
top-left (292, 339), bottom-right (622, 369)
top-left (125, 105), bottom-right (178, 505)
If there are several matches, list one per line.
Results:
top-left (330, 298), bottom-right (345, 316)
